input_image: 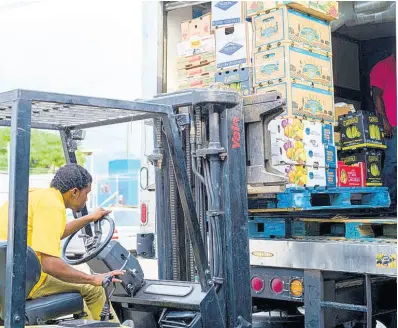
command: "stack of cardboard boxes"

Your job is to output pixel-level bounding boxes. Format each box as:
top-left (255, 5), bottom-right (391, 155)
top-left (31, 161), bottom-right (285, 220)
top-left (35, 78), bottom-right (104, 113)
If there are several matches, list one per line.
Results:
top-left (248, 1), bottom-right (338, 188)
top-left (177, 14), bottom-right (217, 90)
top-left (337, 110), bottom-right (386, 187)
top-left (269, 117), bottom-right (336, 187)
top-left (176, 1), bottom-right (341, 188)
top-left (212, 1), bottom-right (253, 95)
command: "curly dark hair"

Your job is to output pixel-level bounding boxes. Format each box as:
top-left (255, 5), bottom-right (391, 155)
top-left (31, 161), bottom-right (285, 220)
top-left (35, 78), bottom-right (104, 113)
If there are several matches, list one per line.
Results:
top-left (50, 164), bottom-right (92, 194)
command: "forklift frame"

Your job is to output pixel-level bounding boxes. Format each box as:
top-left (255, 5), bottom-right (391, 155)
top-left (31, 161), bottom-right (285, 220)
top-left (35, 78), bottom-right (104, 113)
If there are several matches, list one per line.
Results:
top-left (0, 88), bottom-right (251, 327)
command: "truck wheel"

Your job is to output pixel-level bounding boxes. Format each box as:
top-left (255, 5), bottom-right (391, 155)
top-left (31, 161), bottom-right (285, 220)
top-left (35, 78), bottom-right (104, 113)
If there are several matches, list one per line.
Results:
top-left (252, 310), bottom-right (304, 328)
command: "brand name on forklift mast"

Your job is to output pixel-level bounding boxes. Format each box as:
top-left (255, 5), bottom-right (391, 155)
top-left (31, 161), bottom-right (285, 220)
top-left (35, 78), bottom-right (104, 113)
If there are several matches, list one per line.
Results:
top-left (232, 116), bottom-right (241, 149)
top-left (252, 251), bottom-right (274, 258)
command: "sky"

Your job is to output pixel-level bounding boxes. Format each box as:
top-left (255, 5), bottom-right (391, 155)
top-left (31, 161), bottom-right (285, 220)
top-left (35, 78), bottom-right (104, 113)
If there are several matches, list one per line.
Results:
top-left (0, 0), bottom-right (144, 175)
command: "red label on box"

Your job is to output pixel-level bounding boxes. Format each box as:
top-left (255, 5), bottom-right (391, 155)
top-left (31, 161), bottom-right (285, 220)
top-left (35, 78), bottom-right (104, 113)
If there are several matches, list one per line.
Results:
top-left (337, 161), bottom-right (366, 187)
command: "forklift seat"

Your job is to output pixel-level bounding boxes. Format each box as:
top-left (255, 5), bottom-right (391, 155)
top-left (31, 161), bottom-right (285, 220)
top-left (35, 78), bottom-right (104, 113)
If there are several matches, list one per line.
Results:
top-left (0, 242), bottom-right (84, 325)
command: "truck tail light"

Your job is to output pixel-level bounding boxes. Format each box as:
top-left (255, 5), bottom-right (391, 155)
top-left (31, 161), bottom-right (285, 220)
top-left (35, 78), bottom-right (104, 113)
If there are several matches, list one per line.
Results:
top-left (290, 279), bottom-right (303, 297)
top-left (141, 202), bottom-right (148, 225)
top-left (270, 278), bottom-right (284, 294)
top-left (251, 276), bottom-right (264, 293)
top-left (112, 228), bottom-right (119, 240)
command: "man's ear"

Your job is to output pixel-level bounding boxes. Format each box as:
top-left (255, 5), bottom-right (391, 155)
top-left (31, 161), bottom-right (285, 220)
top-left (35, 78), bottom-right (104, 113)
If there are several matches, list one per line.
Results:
top-left (71, 188), bottom-right (79, 197)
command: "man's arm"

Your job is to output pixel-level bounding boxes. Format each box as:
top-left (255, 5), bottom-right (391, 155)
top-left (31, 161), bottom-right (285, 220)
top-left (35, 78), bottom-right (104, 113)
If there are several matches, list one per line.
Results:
top-left (372, 86), bottom-right (394, 137)
top-left (62, 215), bottom-right (93, 240)
top-left (62, 208), bottom-right (111, 239)
top-left (40, 253), bottom-right (124, 286)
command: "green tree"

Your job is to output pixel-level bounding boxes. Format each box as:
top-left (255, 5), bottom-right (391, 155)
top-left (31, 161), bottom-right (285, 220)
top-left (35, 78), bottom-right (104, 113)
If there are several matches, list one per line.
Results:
top-left (0, 128), bottom-right (85, 173)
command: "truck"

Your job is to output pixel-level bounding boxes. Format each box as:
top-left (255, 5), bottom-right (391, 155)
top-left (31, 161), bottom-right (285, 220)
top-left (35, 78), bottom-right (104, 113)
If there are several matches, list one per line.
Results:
top-left (137, 1), bottom-right (397, 327)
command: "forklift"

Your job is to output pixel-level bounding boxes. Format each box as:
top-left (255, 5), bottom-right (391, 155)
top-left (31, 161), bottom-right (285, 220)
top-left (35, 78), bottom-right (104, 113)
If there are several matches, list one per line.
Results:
top-left (0, 88), bottom-right (285, 328)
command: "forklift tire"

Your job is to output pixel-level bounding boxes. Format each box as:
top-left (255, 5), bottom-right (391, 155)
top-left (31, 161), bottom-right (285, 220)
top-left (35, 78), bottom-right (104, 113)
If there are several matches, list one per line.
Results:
top-left (252, 310), bottom-right (304, 328)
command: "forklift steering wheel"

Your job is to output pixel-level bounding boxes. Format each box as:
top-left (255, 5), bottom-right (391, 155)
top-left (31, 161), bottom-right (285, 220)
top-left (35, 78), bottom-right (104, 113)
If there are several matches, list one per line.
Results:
top-left (61, 215), bottom-right (115, 265)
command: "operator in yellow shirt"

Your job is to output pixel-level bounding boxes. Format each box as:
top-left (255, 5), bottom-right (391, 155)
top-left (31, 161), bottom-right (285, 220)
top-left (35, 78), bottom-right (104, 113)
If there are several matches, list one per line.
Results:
top-left (0, 164), bottom-right (125, 322)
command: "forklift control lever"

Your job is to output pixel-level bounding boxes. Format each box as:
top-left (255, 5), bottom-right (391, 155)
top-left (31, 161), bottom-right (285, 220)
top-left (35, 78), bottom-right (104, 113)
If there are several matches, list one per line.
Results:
top-left (100, 275), bottom-right (115, 322)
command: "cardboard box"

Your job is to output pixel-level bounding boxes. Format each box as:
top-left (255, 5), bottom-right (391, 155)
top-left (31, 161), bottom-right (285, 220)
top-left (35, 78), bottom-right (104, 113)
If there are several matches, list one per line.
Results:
top-left (337, 161), bottom-right (366, 187)
top-left (303, 120), bottom-right (334, 145)
top-left (246, 1), bottom-right (266, 17)
top-left (181, 13), bottom-right (212, 42)
top-left (256, 82), bottom-right (334, 122)
top-left (253, 45), bottom-right (332, 88)
top-left (269, 118), bottom-right (333, 145)
top-left (340, 150), bottom-right (383, 186)
top-left (307, 1), bottom-right (339, 21)
top-left (326, 166), bottom-right (337, 187)
top-left (211, 1), bottom-right (245, 28)
top-left (216, 22), bottom-right (252, 69)
top-left (262, 1), bottom-right (339, 21)
top-left (213, 67), bottom-right (253, 96)
top-left (321, 122), bottom-right (334, 145)
top-left (178, 63), bottom-right (217, 80)
top-left (335, 103), bottom-right (355, 121)
top-left (177, 35), bottom-right (215, 58)
top-left (178, 74), bottom-right (215, 90)
top-left (274, 164), bottom-right (336, 187)
top-left (177, 52), bottom-right (216, 70)
top-left (253, 7), bottom-right (332, 53)
top-left (338, 111), bottom-right (386, 150)
top-left (270, 139), bottom-right (336, 167)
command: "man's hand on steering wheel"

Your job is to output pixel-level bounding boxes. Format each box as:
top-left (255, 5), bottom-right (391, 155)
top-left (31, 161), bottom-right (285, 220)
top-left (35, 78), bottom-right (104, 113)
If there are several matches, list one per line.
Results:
top-left (86, 207), bottom-right (112, 222)
top-left (62, 215), bottom-right (116, 265)
top-left (90, 270), bottom-right (126, 286)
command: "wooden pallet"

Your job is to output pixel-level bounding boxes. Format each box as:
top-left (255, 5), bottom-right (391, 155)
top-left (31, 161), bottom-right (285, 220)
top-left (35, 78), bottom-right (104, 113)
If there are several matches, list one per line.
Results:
top-left (248, 187), bottom-right (391, 212)
top-left (248, 216), bottom-right (397, 241)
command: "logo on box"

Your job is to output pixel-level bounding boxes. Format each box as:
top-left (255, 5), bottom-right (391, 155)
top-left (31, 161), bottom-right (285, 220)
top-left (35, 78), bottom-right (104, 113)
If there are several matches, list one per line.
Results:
top-left (215, 1), bottom-right (238, 11)
top-left (219, 42), bottom-right (243, 56)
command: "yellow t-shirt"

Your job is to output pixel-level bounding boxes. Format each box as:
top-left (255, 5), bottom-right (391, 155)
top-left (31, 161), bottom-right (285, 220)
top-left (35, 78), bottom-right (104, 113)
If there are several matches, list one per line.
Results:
top-left (0, 188), bottom-right (66, 298)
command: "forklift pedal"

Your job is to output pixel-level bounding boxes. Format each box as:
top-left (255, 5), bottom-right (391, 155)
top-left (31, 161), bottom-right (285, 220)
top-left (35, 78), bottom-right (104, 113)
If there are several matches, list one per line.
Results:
top-left (158, 309), bottom-right (202, 328)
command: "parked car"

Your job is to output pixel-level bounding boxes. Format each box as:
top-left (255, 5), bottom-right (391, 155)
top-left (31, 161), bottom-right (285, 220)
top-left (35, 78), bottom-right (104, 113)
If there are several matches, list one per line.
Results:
top-left (63, 207), bottom-right (141, 258)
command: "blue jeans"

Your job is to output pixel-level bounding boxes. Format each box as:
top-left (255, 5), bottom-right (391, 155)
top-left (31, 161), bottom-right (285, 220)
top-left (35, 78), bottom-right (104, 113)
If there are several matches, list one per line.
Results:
top-left (383, 127), bottom-right (397, 205)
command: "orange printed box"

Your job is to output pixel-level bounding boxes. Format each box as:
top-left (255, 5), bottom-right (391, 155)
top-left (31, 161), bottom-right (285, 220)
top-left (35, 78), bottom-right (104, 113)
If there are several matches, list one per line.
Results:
top-left (253, 44), bottom-right (332, 89)
top-left (253, 7), bottom-right (332, 54)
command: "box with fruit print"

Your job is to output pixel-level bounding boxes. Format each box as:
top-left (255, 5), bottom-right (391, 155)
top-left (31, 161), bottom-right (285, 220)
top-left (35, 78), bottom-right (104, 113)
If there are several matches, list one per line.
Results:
top-left (269, 118), bottom-right (336, 167)
top-left (337, 161), bottom-right (366, 187)
top-left (340, 149), bottom-right (383, 187)
top-left (253, 45), bottom-right (332, 89)
top-left (269, 118), bottom-right (334, 145)
top-left (253, 7), bottom-right (332, 54)
top-left (274, 164), bottom-right (336, 188)
top-left (257, 82), bottom-right (334, 122)
top-left (338, 110), bottom-right (386, 151)
top-left (271, 139), bottom-right (336, 167)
